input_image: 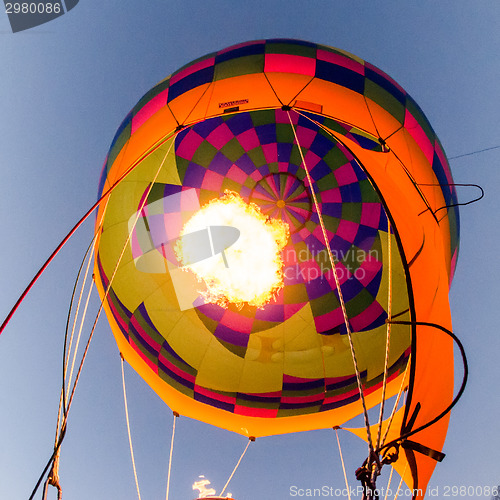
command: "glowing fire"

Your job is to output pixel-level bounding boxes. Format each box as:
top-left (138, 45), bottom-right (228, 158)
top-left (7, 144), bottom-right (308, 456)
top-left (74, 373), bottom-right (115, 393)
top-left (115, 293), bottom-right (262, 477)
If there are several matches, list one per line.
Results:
top-left (192, 476), bottom-right (217, 497)
top-left (176, 191), bottom-right (289, 309)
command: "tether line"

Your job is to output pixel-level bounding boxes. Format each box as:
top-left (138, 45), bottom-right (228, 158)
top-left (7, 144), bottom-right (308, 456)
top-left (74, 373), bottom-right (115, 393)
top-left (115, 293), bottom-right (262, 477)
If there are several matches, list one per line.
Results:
top-left (448, 144), bottom-right (500, 160)
top-left (121, 356), bottom-right (142, 500)
top-left (375, 219), bottom-right (393, 453)
top-left (380, 355), bottom-right (410, 449)
top-left (220, 438), bottom-right (253, 497)
top-left (335, 428), bottom-right (352, 500)
top-left (165, 412), bottom-right (178, 500)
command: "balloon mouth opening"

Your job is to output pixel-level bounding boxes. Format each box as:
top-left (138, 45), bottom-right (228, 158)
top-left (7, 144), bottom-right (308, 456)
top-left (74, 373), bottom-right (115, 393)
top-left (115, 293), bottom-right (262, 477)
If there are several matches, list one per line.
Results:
top-left (249, 173), bottom-right (313, 234)
top-left (175, 191), bottom-right (290, 309)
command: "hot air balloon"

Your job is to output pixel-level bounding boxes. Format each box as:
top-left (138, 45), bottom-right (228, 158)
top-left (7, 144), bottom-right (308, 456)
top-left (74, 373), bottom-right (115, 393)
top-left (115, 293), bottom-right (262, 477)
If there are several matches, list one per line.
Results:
top-left (93, 39), bottom-right (465, 499)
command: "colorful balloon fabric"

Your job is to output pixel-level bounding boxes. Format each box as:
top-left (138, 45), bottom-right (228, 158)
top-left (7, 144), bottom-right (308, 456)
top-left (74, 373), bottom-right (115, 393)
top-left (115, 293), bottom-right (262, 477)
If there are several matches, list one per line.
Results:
top-left (95, 40), bottom-right (459, 497)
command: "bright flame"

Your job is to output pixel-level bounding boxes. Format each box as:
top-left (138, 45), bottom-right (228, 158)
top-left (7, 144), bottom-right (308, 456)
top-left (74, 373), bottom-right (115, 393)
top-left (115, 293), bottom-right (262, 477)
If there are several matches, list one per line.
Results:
top-left (176, 191), bottom-right (289, 308)
top-left (192, 476), bottom-right (216, 498)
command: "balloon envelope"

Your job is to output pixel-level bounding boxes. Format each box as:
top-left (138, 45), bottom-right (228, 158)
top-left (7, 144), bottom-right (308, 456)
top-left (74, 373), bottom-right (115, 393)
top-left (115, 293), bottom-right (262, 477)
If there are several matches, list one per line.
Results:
top-left (94, 39), bottom-right (459, 496)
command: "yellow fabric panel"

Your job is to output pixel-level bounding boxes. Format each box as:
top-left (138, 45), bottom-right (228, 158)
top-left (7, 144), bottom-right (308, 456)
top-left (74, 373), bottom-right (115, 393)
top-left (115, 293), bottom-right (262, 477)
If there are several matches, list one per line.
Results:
top-left (195, 338), bottom-right (246, 392)
top-left (239, 335), bottom-right (285, 393)
top-left (158, 308), bottom-right (213, 369)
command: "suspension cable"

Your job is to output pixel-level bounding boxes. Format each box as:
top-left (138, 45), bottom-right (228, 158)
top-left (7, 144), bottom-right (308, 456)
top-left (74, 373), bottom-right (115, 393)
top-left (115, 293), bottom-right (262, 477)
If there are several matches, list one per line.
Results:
top-left (61, 236), bottom-right (97, 416)
top-left (384, 466), bottom-right (394, 500)
top-left (220, 438), bottom-right (254, 497)
top-left (65, 268), bottom-right (95, 405)
top-left (121, 356), bottom-right (142, 500)
top-left (393, 462), bottom-right (409, 500)
top-left (375, 219), bottom-right (393, 452)
top-left (165, 412), bottom-right (179, 500)
top-left (335, 428), bottom-right (352, 500)
top-left (380, 357), bottom-right (410, 449)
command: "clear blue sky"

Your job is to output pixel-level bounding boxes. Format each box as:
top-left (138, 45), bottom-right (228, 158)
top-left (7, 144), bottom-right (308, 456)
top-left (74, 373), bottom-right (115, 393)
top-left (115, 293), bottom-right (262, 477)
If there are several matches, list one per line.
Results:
top-left (0, 2), bottom-right (499, 499)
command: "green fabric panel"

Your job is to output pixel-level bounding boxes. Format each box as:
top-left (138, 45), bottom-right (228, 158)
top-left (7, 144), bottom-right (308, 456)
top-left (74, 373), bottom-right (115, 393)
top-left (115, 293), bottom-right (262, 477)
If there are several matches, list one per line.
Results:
top-left (266, 42), bottom-right (317, 59)
top-left (217, 339), bottom-right (247, 358)
top-left (323, 146), bottom-right (348, 171)
top-left (310, 291), bottom-right (341, 317)
top-left (278, 404), bottom-right (322, 417)
top-left (346, 288), bottom-right (376, 317)
top-left (267, 162), bottom-right (280, 174)
top-left (243, 177), bottom-right (257, 190)
top-left (341, 202), bottom-right (362, 223)
top-left (198, 189), bottom-right (220, 205)
top-left (316, 172), bottom-right (338, 192)
top-left (107, 120), bottom-right (131, 170)
top-left (160, 347), bottom-right (198, 377)
top-left (158, 369), bottom-right (195, 398)
top-left (191, 141), bottom-right (218, 168)
top-left (214, 54), bottom-right (265, 80)
top-left (325, 381), bottom-right (358, 397)
top-left (134, 309), bottom-right (165, 347)
top-left (128, 329), bottom-right (158, 367)
top-left (320, 214), bottom-right (340, 233)
top-left (220, 137), bottom-right (246, 163)
top-left (250, 319), bottom-right (280, 333)
top-left (364, 79), bottom-right (405, 125)
top-left (288, 146), bottom-right (305, 171)
top-left (283, 283), bottom-right (309, 304)
top-left (221, 177), bottom-right (244, 192)
top-left (358, 178), bottom-right (382, 203)
top-left (236, 397), bottom-right (280, 409)
top-left (175, 157), bottom-right (190, 184)
top-left (246, 147), bottom-right (267, 168)
top-left (276, 122), bottom-right (295, 144)
top-left (251, 109), bottom-right (276, 126)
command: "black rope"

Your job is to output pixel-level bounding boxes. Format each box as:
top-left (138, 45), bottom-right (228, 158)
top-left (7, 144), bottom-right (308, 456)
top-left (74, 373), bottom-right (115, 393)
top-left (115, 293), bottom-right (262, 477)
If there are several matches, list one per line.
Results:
top-left (377, 320), bottom-right (468, 455)
top-left (416, 183), bottom-right (484, 216)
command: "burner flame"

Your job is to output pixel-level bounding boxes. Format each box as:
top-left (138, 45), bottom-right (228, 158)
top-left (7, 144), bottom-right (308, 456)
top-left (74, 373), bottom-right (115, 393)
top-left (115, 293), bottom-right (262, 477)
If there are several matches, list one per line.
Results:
top-left (176, 191), bottom-right (289, 309)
